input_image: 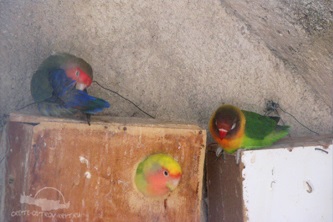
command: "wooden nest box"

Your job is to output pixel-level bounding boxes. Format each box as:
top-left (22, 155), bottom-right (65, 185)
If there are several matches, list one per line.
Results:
top-left (0, 113), bottom-right (206, 221)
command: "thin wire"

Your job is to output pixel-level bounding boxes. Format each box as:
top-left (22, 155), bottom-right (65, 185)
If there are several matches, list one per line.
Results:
top-left (15, 82), bottom-right (155, 119)
top-left (274, 109), bottom-right (291, 137)
top-left (274, 109), bottom-right (286, 125)
top-left (15, 101), bottom-right (38, 111)
top-left (265, 100), bottom-right (319, 135)
top-left (278, 106), bottom-right (319, 135)
top-left (92, 81), bottom-right (155, 119)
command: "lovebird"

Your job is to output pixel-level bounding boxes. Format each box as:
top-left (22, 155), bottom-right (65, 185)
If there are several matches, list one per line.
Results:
top-left (135, 153), bottom-right (182, 197)
top-left (31, 53), bottom-right (110, 117)
top-left (209, 104), bottom-right (290, 155)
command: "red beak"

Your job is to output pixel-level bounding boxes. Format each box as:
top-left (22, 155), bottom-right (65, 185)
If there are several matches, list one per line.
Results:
top-left (218, 128), bottom-right (228, 139)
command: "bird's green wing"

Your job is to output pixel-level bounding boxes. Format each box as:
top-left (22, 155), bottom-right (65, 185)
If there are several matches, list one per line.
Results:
top-left (242, 110), bottom-right (277, 139)
top-left (31, 53), bottom-right (75, 102)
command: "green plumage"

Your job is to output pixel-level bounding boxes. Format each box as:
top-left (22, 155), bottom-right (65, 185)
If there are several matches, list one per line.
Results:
top-left (135, 154), bottom-right (174, 193)
top-left (31, 53), bottom-right (92, 102)
top-left (134, 153), bottom-right (182, 197)
top-left (241, 110), bottom-right (289, 149)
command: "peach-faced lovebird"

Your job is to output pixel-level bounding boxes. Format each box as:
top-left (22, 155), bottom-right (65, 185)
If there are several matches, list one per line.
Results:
top-left (31, 53), bottom-right (110, 117)
top-left (209, 104), bottom-right (289, 156)
top-left (135, 153), bottom-right (182, 197)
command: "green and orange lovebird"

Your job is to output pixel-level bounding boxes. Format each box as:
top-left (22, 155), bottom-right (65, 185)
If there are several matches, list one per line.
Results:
top-left (209, 104), bottom-right (290, 155)
top-left (30, 53), bottom-right (110, 117)
top-left (135, 153), bottom-right (182, 197)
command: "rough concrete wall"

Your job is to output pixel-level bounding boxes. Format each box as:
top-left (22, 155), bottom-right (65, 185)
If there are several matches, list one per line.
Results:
top-left (222, 0), bottom-right (333, 109)
top-left (0, 0), bottom-right (332, 138)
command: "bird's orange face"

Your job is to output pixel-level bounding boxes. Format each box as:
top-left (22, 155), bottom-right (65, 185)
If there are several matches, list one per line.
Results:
top-left (66, 67), bottom-right (92, 90)
top-left (214, 115), bottom-right (238, 139)
top-left (146, 167), bottom-right (182, 197)
top-left (209, 105), bottom-right (246, 153)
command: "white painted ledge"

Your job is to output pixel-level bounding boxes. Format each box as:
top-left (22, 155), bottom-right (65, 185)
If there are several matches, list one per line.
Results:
top-left (242, 143), bottom-right (332, 222)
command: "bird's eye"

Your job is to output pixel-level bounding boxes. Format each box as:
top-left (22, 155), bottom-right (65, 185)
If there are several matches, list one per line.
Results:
top-left (75, 70), bottom-right (80, 77)
top-left (231, 122), bottom-right (236, 130)
top-left (163, 170), bottom-right (169, 177)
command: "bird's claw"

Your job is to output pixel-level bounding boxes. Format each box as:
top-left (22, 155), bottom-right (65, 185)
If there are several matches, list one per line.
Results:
top-left (215, 147), bottom-right (226, 161)
top-left (235, 149), bottom-right (244, 164)
top-left (86, 114), bottom-right (91, 125)
top-left (207, 143), bottom-right (225, 161)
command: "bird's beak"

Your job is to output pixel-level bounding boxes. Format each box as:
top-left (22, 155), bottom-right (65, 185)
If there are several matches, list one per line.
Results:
top-left (167, 178), bottom-right (180, 191)
top-left (76, 83), bottom-right (87, 91)
top-left (218, 128), bottom-right (228, 139)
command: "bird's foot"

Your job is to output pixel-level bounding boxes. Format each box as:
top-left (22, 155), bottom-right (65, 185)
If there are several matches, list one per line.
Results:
top-left (207, 143), bottom-right (225, 161)
top-left (86, 114), bottom-right (91, 125)
top-left (235, 149), bottom-right (244, 164)
top-left (215, 147), bottom-right (225, 161)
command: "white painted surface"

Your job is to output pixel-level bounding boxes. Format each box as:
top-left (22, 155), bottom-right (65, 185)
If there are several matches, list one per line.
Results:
top-left (242, 144), bottom-right (333, 222)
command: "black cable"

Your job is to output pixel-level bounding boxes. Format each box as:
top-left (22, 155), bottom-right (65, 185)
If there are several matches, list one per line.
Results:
top-left (265, 100), bottom-right (319, 135)
top-left (93, 81), bottom-right (155, 119)
top-left (15, 101), bottom-right (38, 111)
top-left (15, 82), bottom-right (155, 119)
top-left (278, 106), bottom-right (319, 135)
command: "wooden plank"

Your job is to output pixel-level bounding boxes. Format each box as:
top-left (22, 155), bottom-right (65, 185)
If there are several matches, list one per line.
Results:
top-left (9, 112), bottom-right (202, 130)
top-left (3, 114), bottom-right (206, 221)
top-left (206, 135), bottom-right (333, 222)
top-left (1, 122), bottom-right (35, 220)
top-left (206, 152), bottom-right (244, 222)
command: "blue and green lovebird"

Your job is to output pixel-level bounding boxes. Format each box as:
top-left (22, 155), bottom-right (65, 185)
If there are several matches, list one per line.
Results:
top-left (135, 153), bottom-right (182, 197)
top-left (30, 53), bottom-right (110, 117)
top-left (209, 104), bottom-right (290, 154)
